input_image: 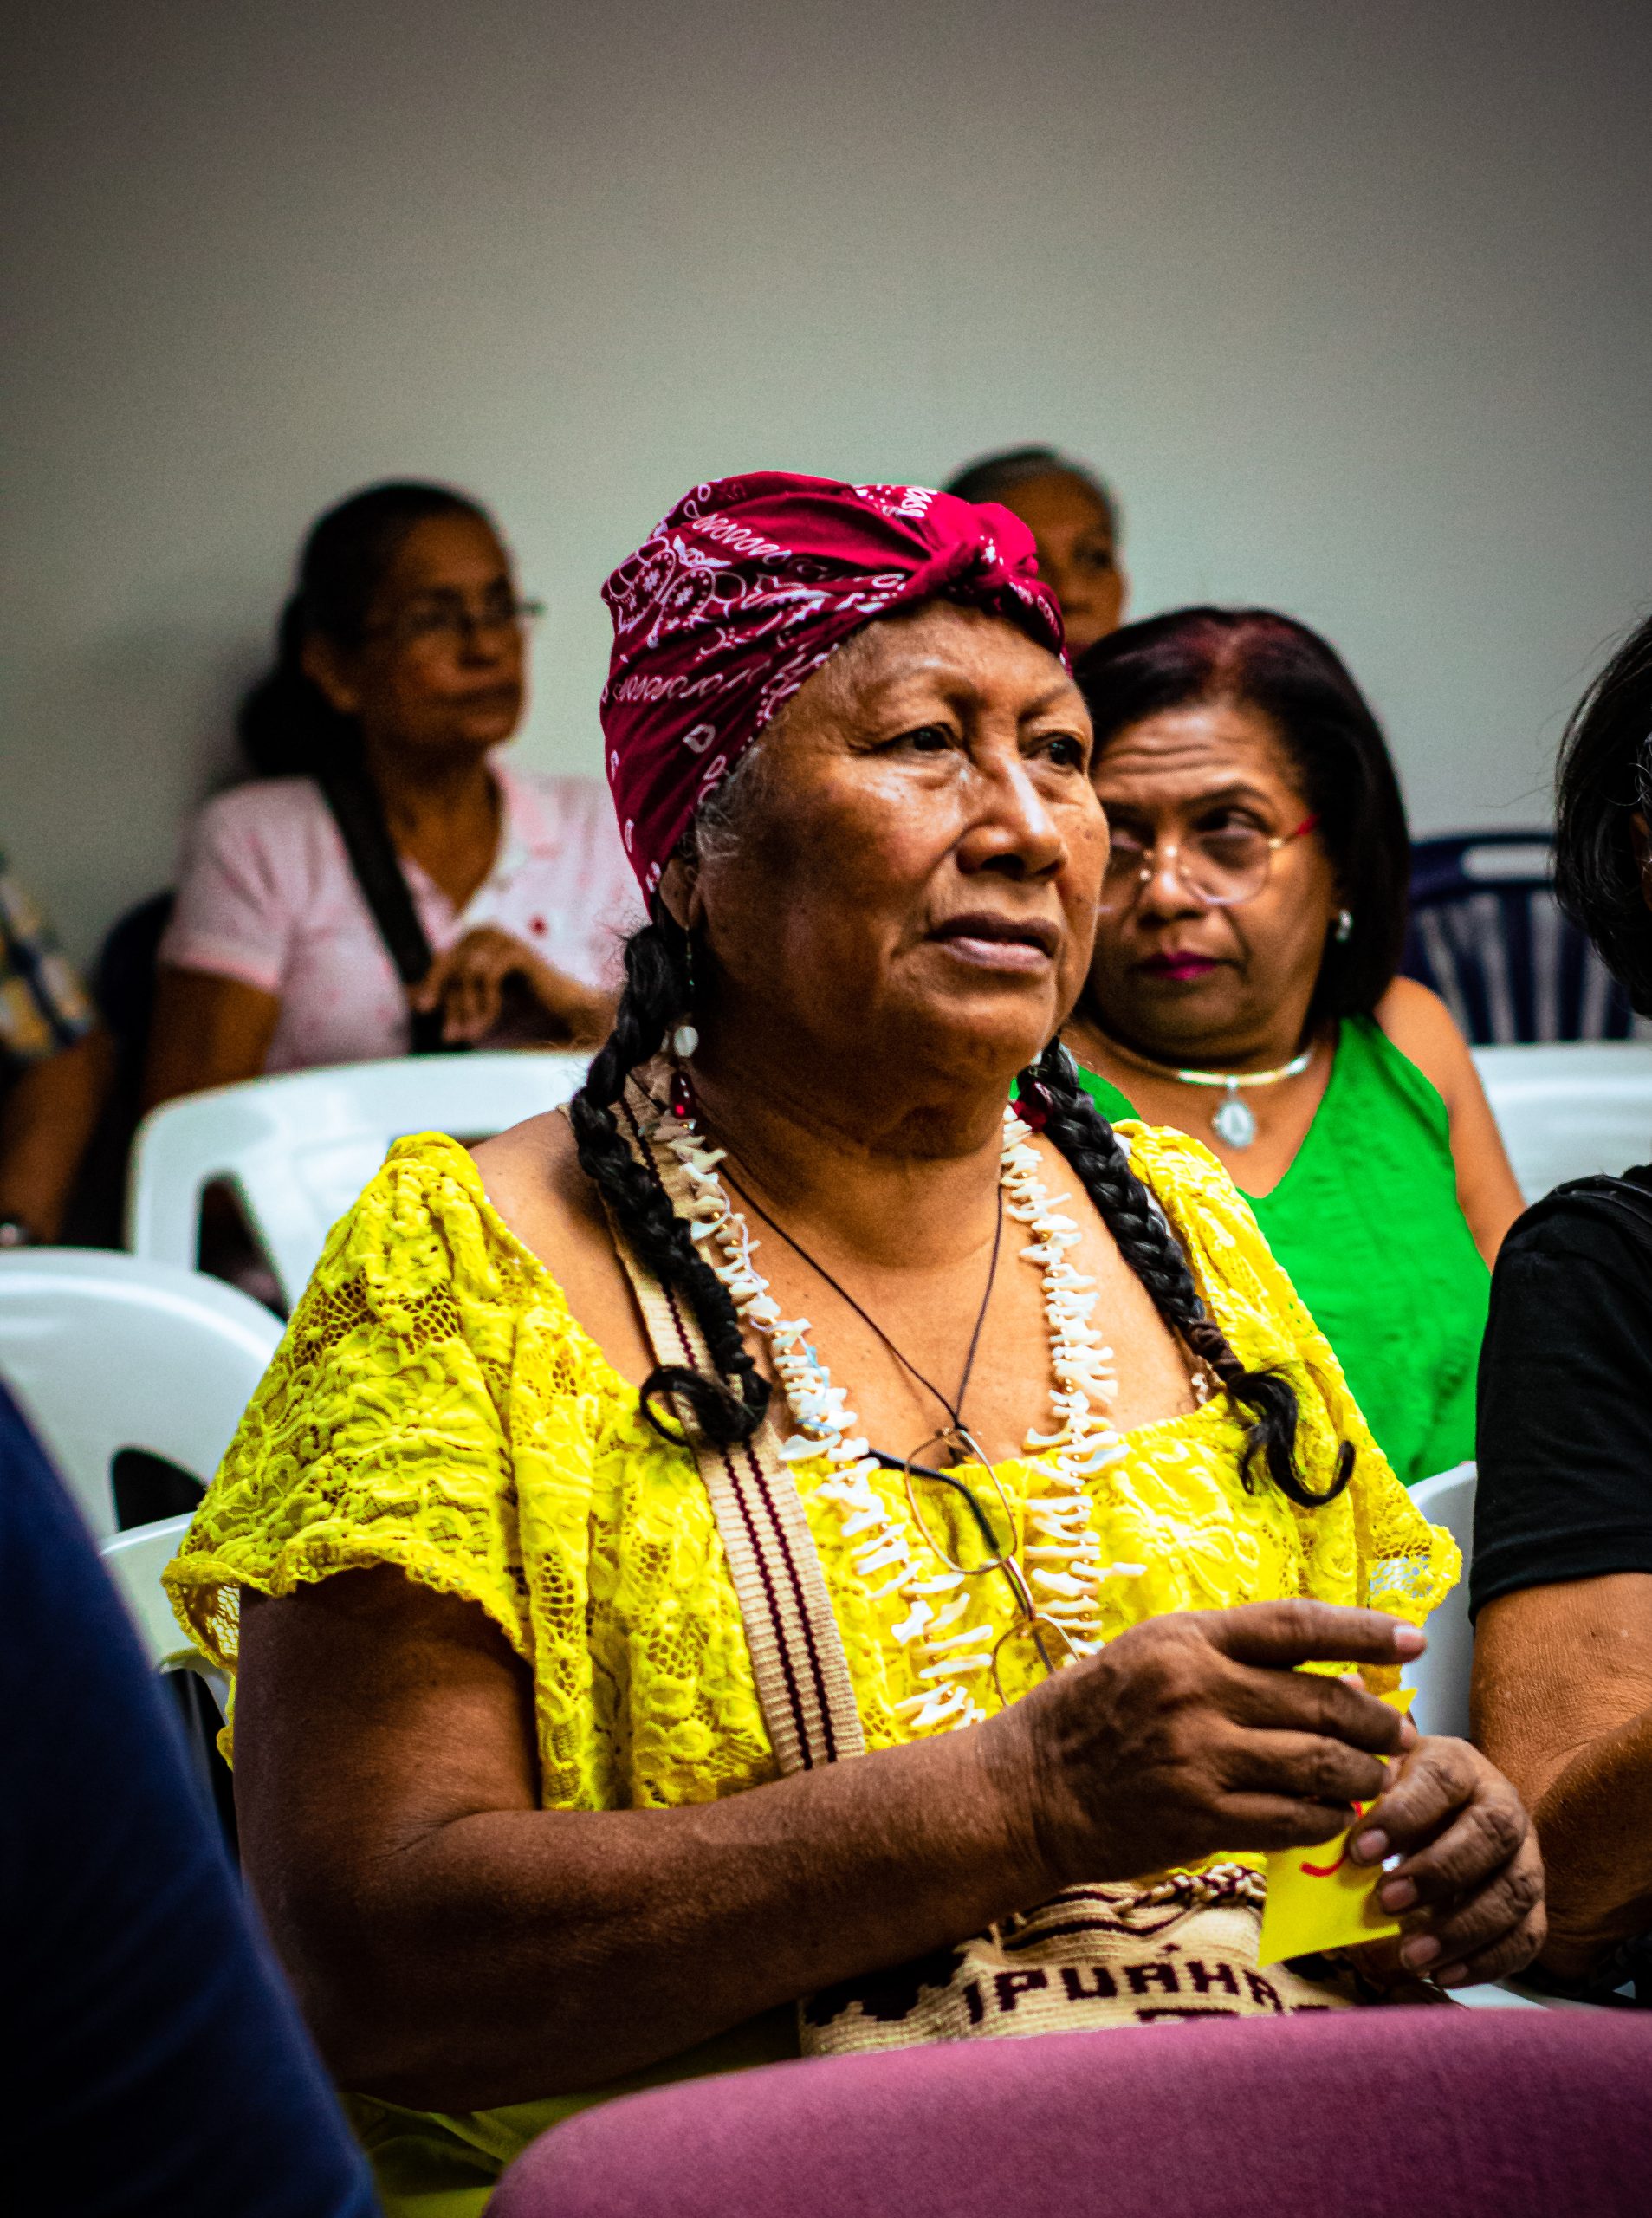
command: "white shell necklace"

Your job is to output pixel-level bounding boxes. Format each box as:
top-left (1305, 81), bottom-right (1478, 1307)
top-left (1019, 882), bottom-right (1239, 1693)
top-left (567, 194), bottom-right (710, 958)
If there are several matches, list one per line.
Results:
top-left (651, 1091), bottom-right (1148, 1733)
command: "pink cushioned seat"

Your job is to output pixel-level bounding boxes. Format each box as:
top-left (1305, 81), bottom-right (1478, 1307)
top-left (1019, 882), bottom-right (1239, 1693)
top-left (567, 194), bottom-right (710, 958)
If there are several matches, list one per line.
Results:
top-left (488, 2010), bottom-right (1652, 2218)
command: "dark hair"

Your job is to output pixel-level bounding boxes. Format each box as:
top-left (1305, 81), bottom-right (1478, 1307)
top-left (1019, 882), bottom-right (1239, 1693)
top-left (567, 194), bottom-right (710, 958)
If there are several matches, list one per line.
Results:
top-left (237, 480), bottom-right (493, 776)
top-left (943, 446), bottom-right (1119, 542)
top-left (1075, 607), bottom-right (1410, 1022)
top-left (1553, 609), bottom-right (1652, 1013)
top-left (571, 916), bottom-right (1343, 1508)
top-left (569, 915), bottom-right (773, 1449)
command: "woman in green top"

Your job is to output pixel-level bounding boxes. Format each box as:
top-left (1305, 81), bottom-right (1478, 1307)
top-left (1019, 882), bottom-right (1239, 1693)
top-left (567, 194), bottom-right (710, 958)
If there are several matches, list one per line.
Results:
top-left (1064, 607), bottom-right (1523, 1487)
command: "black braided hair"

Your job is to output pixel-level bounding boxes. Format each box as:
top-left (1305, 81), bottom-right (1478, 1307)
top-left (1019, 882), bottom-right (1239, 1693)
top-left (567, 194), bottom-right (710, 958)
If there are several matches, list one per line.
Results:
top-left (568, 918), bottom-right (771, 1449)
top-left (1023, 1040), bottom-right (1352, 1510)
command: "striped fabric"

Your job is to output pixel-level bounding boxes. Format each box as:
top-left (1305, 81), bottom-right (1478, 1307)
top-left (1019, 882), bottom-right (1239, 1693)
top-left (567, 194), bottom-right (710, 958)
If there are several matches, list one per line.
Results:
top-left (1401, 832), bottom-right (1642, 1045)
top-left (0, 854), bottom-right (97, 1081)
top-left (610, 1076), bottom-right (866, 1774)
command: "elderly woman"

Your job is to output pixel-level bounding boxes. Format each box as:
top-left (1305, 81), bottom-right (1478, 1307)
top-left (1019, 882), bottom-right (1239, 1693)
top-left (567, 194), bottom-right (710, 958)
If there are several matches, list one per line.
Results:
top-left (146, 481), bottom-right (637, 1104)
top-left (1474, 609), bottom-right (1652, 1997)
top-left (168, 478), bottom-right (1542, 2217)
top-left (1063, 609), bottom-right (1524, 1488)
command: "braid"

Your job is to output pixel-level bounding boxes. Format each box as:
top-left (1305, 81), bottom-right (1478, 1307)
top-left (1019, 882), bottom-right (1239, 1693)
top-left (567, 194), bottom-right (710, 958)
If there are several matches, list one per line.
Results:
top-left (1025, 1041), bottom-right (1351, 1510)
top-left (569, 920), bottom-right (771, 1449)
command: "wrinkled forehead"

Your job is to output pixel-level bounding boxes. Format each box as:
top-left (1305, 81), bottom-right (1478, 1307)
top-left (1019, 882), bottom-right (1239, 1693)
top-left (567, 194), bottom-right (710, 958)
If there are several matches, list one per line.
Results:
top-left (1092, 701), bottom-right (1300, 807)
top-left (779, 599), bottom-right (1080, 734)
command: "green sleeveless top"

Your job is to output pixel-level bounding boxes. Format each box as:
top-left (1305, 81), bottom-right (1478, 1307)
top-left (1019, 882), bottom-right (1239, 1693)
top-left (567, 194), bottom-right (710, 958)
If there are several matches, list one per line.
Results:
top-left (1075, 1015), bottom-right (1489, 1488)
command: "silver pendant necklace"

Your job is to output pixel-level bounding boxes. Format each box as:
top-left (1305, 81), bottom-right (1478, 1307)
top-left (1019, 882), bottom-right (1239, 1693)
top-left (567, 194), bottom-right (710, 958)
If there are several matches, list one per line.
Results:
top-left (1088, 1036), bottom-right (1317, 1150)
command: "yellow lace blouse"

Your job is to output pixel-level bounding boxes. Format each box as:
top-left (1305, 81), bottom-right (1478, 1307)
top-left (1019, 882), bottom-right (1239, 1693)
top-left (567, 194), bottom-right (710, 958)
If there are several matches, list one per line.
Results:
top-left (166, 1124), bottom-right (1459, 2215)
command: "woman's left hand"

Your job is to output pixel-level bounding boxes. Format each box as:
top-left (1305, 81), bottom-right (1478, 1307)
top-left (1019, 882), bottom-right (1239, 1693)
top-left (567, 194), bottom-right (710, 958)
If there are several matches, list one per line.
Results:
top-left (411, 927), bottom-right (614, 1048)
top-left (1348, 1734), bottom-right (1546, 1985)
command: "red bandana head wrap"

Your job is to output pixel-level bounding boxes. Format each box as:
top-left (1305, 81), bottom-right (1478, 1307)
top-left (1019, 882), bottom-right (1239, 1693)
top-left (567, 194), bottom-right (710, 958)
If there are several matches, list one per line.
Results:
top-left (599, 470), bottom-right (1065, 898)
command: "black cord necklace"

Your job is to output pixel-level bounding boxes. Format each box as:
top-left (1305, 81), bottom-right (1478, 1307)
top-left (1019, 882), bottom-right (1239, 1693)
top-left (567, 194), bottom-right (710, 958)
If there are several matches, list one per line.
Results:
top-left (716, 1157), bottom-right (1004, 1441)
top-left (722, 1158), bottom-right (1042, 1637)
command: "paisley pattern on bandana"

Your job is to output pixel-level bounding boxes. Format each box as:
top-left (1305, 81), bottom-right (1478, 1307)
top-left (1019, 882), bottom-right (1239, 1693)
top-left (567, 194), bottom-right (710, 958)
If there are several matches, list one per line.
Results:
top-left (599, 472), bottom-right (1066, 897)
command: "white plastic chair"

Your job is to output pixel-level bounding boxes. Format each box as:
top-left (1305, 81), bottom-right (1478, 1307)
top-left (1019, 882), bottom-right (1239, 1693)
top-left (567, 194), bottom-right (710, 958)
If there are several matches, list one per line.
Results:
top-left (0, 1249), bottom-right (281, 1539)
top-left (127, 1049), bottom-right (590, 1311)
top-left (100, 1512), bottom-right (234, 1836)
top-left (1474, 1041), bottom-right (1652, 1203)
top-left (99, 1513), bottom-right (200, 1670)
top-left (1402, 1461), bottom-right (1477, 1742)
top-left (1400, 1462), bottom-right (1604, 2012)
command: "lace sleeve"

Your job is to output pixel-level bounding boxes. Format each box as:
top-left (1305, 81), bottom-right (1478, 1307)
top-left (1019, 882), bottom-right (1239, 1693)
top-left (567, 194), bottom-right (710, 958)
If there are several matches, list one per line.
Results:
top-left (165, 1135), bottom-right (539, 1676)
top-left (1124, 1121), bottom-right (1461, 1656)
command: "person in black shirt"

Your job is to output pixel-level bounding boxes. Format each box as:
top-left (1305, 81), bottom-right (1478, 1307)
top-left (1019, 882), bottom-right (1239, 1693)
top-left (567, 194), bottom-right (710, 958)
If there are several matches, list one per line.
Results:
top-left (1474, 609), bottom-right (1652, 1989)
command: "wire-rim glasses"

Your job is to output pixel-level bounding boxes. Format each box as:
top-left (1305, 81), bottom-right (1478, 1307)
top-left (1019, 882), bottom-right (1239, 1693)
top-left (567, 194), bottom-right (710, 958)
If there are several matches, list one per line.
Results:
top-left (1098, 812), bottom-right (1320, 916)
top-left (366, 594), bottom-right (546, 652)
top-left (897, 1424), bottom-right (1080, 1707)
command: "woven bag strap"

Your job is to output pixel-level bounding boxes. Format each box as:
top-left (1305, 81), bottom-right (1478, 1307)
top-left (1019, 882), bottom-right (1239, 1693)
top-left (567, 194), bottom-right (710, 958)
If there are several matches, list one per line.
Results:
top-left (597, 1077), bottom-right (865, 1775)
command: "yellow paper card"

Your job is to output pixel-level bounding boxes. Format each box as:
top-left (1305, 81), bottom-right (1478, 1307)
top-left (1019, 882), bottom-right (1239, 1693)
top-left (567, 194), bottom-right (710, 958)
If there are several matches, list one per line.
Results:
top-left (1255, 1686), bottom-right (1415, 1968)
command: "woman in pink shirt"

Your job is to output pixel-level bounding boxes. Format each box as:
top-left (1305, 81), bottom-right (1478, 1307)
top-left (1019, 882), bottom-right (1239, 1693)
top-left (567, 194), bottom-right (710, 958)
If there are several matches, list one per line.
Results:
top-left (146, 483), bottom-right (640, 1104)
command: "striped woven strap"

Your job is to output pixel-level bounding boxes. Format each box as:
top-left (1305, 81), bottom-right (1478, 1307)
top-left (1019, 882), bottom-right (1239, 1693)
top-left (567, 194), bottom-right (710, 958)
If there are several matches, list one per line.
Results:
top-left (600, 1076), bottom-right (866, 1776)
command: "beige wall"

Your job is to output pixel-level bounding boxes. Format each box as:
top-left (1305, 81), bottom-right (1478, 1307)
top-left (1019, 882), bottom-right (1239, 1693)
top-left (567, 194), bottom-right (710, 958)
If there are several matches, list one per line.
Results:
top-left (4, 0), bottom-right (1650, 960)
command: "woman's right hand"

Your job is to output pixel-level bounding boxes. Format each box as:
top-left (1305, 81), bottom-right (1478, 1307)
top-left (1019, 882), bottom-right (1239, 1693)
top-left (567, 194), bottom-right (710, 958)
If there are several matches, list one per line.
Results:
top-left (981, 1599), bottom-right (1423, 1889)
top-left (411, 927), bottom-right (613, 1048)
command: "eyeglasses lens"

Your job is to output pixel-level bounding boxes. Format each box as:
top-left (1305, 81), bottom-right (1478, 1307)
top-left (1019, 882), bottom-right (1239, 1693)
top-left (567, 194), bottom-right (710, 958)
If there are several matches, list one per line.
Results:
top-left (1100, 827), bottom-right (1273, 911)
top-left (394, 599), bottom-right (542, 648)
top-left (1181, 829), bottom-right (1271, 905)
top-left (903, 1432), bottom-right (1018, 1575)
top-left (992, 1613), bottom-right (1081, 1705)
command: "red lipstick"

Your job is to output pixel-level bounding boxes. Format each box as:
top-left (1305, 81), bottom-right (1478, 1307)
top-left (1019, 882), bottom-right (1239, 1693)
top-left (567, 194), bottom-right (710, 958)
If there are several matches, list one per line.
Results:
top-left (1140, 952), bottom-right (1220, 983)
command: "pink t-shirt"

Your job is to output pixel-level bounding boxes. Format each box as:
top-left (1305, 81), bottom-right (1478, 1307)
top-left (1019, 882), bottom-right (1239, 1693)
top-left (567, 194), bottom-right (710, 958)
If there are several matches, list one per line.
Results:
top-left (160, 765), bottom-right (644, 1072)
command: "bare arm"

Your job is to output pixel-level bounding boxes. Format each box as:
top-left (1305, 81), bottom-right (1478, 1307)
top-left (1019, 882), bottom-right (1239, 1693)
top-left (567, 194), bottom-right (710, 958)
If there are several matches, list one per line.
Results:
top-left (1474, 1573), bottom-right (1652, 1977)
top-left (142, 967), bottom-right (281, 1110)
top-left (1376, 976), bottom-right (1524, 1265)
top-left (236, 1569), bottom-right (1042, 2110)
top-left (234, 1573), bottom-right (1538, 2113)
top-left (0, 1028), bottom-right (114, 1239)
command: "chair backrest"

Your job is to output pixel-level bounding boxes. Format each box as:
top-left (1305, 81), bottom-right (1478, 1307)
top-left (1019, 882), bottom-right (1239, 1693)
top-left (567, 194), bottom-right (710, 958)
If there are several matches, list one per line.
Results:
top-left (99, 1512), bottom-right (236, 1845)
top-left (1402, 1461), bottom-right (1476, 1741)
top-left (1403, 831), bottom-right (1636, 1045)
top-left (127, 1049), bottom-right (590, 1310)
top-left (99, 1513), bottom-right (199, 1670)
top-left (0, 1250), bottom-right (282, 1539)
top-left (1472, 1041), bottom-right (1652, 1203)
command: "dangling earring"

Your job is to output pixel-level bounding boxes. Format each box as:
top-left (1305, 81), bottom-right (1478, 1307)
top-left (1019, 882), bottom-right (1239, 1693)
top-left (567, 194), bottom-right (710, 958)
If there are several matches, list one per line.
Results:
top-left (1334, 908), bottom-right (1354, 944)
top-left (671, 932), bottom-right (700, 1060)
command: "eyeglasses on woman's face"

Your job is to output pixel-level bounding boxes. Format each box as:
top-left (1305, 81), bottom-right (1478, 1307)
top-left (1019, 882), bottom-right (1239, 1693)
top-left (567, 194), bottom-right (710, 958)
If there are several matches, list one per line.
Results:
top-left (895, 1426), bottom-right (1079, 1706)
top-left (1097, 810), bottom-right (1319, 917)
top-left (367, 590), bottom-right (546, 654)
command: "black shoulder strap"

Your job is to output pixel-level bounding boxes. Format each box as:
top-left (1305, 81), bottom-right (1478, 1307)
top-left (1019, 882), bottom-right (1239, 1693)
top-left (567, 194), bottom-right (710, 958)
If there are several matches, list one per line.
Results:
top-left (314, 762), bottom-right (450, 1056)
